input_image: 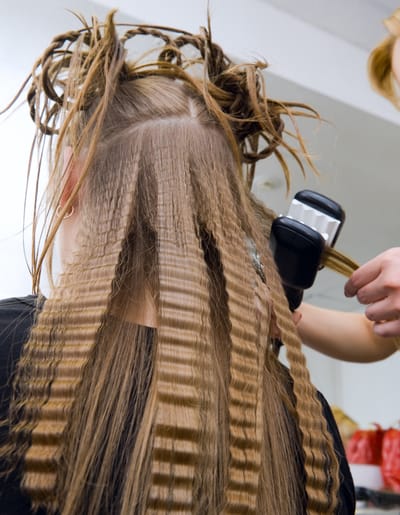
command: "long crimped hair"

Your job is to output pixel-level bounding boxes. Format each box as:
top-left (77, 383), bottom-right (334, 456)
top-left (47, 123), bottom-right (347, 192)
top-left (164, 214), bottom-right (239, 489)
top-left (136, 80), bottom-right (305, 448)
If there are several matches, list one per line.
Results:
top-left (1, 11), bottom-right (341, 515)
top-left (368, 7), bottom-right (400, 109)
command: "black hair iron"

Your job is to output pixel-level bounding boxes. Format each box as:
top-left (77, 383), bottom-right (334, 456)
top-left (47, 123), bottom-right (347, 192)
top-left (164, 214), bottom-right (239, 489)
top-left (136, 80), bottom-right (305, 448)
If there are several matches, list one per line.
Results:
top-left (270, 190), bottom-right (346, 311)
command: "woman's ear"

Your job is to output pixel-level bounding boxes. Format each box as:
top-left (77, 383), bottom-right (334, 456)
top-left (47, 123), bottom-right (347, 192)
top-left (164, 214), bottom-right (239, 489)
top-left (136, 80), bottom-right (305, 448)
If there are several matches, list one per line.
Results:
top-left (60, 146), bottom-right (81, 208)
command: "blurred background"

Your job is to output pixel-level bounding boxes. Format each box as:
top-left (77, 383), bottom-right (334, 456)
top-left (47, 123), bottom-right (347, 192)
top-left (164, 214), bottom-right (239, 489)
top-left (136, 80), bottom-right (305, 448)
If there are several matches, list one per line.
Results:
top-left (1, 0), bottom-right (399, 428)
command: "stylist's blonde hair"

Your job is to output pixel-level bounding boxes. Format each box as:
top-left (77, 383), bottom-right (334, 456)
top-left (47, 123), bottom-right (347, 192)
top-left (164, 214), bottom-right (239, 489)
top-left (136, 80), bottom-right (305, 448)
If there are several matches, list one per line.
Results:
top-left (368, 7), bottom-right (400, 108)
top-left (2, 11), bottom-right (340, 515)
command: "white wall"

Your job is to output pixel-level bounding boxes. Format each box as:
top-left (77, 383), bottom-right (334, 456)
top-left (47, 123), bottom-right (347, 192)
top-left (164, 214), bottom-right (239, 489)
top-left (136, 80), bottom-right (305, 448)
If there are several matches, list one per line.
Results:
top-left (0, 54), bottom-right (35, 297)
top-left (0, 0), bottom-right (110, 298)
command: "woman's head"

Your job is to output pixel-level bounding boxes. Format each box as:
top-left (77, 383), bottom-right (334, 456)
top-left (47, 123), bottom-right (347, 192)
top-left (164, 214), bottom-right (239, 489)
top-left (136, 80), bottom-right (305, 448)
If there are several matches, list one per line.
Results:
top-left (368, 8), bottom-right (400, 108)
top-left (59, 75), bottom-right (257, 328)
top-left (25, 10), bottom-right (319, 291)
top-left (57, 77), bottom-right (238, 261)
top-left (3, 11), bottom-right (340, 515)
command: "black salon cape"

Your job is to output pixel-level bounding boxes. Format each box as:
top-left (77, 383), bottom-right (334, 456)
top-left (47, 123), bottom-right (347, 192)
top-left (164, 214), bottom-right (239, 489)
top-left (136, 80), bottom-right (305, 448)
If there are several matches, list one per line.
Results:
top-left (0, 296), bottom-right (356, 514)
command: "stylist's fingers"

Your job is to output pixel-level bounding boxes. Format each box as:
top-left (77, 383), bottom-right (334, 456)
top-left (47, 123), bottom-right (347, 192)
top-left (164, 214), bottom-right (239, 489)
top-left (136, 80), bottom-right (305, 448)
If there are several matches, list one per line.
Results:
top-left (344, 257), bottom-right (381, 297)
top-left (365, 297), bottom-right (400, 323)
top-left (373, 319), bottom-right (400, 338)
top-left (353, 277), bottom-right (387, 305)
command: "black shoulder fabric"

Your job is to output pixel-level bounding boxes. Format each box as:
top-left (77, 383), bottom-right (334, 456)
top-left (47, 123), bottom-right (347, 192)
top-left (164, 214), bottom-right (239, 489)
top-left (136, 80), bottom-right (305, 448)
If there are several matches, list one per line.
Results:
top-left (317, 391), bottom-right (356, 514)
top-left (0, 295), bottom-right (39, 423)
top-left (277, 361), bottom-right (355, 514)
top-left (0, 297), bottom-right (355, 514)
top-left (0, 296), bottom-right (39, 423)
top-left (0, 296), bottom-right (47, 515)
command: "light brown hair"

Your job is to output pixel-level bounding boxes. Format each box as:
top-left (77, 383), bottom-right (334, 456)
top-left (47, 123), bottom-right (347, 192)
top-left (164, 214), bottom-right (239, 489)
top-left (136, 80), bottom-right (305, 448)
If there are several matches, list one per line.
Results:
top-left (368, 8), bottom-right (400, 109)
top-left (2, 11), bottom-right (340, 514)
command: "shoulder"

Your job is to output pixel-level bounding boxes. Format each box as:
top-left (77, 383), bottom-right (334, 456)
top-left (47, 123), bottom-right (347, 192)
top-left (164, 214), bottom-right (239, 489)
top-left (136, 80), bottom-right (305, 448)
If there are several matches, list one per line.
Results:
top-left (0, 295), bottom-right (40, 386)
top-left (0, 297), bottom-right (44, 514)
top-left (316, 391), bottom-right (356, 514)
top-left (279, 363), bottom-right (355, 514)
top-left (0, 295), bottom-right (40, 337)
top-left (0, 295), bottom-right (39, 317)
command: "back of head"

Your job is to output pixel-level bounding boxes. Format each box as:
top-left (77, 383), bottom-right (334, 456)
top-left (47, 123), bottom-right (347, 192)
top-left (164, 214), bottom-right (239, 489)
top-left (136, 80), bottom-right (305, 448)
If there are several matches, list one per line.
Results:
top-left (2, 11), bottom-right (340, 515)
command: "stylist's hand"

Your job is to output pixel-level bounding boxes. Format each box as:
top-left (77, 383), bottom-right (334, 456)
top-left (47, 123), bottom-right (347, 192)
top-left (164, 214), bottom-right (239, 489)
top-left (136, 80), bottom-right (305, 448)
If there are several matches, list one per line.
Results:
top-left (345, 247), bottom-right (400, 337)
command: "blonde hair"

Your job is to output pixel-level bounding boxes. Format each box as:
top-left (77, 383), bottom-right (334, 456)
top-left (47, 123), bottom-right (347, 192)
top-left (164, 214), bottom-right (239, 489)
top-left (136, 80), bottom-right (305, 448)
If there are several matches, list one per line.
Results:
top-left (368, 8), bottom-right (400, 109)
top-left (2, 11), bottom-right (341, 514)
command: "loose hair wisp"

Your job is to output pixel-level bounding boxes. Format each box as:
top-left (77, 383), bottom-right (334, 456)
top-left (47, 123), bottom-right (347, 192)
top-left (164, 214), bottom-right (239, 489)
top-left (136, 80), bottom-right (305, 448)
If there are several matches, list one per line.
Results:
top-left (368, 8), bottom-right (400, 109)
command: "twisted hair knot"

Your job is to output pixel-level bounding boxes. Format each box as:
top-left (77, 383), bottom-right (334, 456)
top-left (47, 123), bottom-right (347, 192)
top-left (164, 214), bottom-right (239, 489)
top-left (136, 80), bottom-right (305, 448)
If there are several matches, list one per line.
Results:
top-left (22, 10), bottom-right (317, 188)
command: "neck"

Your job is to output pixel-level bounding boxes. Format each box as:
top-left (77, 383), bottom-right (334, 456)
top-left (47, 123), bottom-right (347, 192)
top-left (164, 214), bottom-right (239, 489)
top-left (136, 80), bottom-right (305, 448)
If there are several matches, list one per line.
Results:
top-left (112, 287), bottom-right (158, 328)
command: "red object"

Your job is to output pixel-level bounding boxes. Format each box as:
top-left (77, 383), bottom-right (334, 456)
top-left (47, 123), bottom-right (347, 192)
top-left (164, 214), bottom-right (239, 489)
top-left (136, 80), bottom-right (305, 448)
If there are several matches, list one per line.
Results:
top-left (381, 428), bottom-right (400, 492)
top-left (346, 424), bottom-right (384, 465)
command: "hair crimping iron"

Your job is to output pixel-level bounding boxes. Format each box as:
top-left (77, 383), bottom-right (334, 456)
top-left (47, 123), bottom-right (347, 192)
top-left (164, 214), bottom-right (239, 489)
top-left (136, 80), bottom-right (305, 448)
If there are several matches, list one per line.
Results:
top-left (270, 190), bottom-right (345, 311)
